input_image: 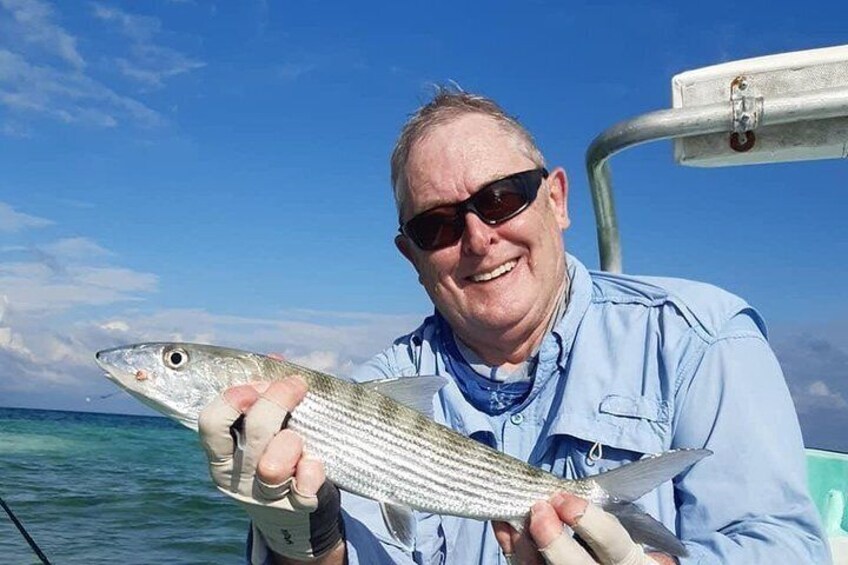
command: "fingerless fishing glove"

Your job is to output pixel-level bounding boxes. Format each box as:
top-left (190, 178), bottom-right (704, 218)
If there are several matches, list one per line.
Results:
top-left (199, 394), bottom-right (344, 561)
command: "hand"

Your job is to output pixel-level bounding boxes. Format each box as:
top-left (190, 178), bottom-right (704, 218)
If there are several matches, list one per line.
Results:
top-left (494, 494), bottom-right (674, 565)
top-left (198, 377), bottom-right (344, 562)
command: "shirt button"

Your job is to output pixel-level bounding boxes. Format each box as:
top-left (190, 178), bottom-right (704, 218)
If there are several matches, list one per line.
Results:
top-left (510, 413), bottom-right (524, 425)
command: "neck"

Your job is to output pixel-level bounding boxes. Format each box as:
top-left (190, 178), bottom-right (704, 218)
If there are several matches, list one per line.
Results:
top-left (454, 271), bottom-right (569, 367)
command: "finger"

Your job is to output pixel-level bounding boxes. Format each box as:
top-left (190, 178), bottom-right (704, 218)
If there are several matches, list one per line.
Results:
top-left (294, 456), bottom-right (326, 497)
top-left (526, 501), bottom-right (596, 565)
top-left (241, 377), bottom-right (309, 473)
top-left (494, 520), bottom-right (546, 565)
top-left (290, 456), bottom-right (327, 511)
top-left (262, 376), bottom-right (309, 412)
top-left (255, 428), bottom-right (304, 489)
top-left (529, 501), bottom-right (570, 548)
top-left (513, 530), bottom-right (545, 565)
top-left (198, 387), bottom-right (259, 461)
top-left (493, 521), bottom-right (516, 556)
top-left (552, 496), bottom-right (640, 564)
top-left (246, 381), bottom-right (272, 394)
top-left (223, 384), bottom-right (262, 413)
top-left (538, 531), bottom-right (596, 565)
top-left (549, 493), bottom-right (588, 527)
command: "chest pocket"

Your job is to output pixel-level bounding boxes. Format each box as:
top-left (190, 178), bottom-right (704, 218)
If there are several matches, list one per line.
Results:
top-left (597, 393), bottom-right (669, 451)
top-left (557, 393), bottom-right (671, 478)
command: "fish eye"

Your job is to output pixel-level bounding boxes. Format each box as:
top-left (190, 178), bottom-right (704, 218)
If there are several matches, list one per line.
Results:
top-left (163, 347), bottom-right (189, 370)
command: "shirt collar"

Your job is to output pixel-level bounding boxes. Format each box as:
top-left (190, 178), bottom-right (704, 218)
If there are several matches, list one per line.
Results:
top-left (527, 254), bottom-right (592, 389)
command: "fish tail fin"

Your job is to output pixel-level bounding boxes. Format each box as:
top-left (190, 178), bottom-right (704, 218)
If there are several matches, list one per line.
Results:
top-left (593, 448), bottom-right (710, 502)
top-left (590, 448), bottom-right (711, 557)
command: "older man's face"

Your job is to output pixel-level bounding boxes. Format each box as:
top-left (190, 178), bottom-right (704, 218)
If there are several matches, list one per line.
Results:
top-left (396, 114), bottom-right (570, 345)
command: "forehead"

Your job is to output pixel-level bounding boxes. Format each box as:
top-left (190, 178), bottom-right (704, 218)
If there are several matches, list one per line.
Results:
top-left (404, 114), bottom-right (534, 211)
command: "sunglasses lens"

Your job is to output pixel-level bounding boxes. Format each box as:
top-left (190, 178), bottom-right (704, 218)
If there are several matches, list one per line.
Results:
top-left (472, 179), bottom-right (529, 222)
top-left (406, 207), bottom-right (463, 250)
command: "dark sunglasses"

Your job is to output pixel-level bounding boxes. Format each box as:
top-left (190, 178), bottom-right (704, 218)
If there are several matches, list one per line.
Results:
top-left (399, 168), bottom-right (549, 251)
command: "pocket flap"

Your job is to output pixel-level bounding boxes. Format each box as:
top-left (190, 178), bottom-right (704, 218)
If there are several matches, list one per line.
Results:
top-left (599, 394), bottom-right (668, 422)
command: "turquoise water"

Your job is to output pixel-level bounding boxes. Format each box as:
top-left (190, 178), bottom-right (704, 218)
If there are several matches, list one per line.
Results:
top-left (0, 407), bottom-right (248, 564)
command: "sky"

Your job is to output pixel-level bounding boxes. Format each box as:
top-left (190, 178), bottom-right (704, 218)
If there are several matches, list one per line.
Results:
top-left (0, 0), bottom-right (846, 451)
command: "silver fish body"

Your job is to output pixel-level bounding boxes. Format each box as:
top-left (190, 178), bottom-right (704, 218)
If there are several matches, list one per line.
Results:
top-left (95, 342), bottom-right (709, 555)
top-left (291, 365), bottom-right (581, 520)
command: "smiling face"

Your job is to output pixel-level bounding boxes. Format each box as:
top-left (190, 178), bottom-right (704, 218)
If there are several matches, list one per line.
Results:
top-left (396, 113), bottom-right (570, 362)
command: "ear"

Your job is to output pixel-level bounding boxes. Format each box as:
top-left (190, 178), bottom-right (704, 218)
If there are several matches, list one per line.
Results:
top-left (395, 234), bottom-right (420, 272)
top-left (546, 167), bottom-right (570, 230)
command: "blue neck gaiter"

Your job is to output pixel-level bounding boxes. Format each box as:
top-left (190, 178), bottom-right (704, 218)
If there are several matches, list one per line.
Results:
top-left (436, 315), bottom-right (534, 415)
top-left (435, 273), bottom-right (571, 416)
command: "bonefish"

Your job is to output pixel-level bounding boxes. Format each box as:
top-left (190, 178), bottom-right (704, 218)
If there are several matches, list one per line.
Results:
top-left (95, 342), bottom-right (709, 556)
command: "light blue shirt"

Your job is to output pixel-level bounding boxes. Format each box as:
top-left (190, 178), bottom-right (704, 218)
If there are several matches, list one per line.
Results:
top-left (252, 254), bottom-right (830, 564)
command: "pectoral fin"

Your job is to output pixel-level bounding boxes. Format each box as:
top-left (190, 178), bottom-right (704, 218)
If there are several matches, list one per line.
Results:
top-left (362, 375), bottom-right (447, 418)
top-left (380, 502), bottom-right (416, 552)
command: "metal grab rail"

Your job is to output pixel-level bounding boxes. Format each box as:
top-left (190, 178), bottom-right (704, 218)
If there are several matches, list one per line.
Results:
top-left (585, 85), bottom-right (848, 273)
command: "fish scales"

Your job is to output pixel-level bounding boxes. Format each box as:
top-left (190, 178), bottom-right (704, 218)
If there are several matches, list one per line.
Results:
top-left (95, 342), bottom-right (711, 557)
top-left (239, 360), bottom-right (573, 518)
top-left (288, 370), bottom-right (567, 519)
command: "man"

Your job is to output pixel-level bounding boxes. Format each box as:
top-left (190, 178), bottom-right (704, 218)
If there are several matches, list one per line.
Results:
top-left (198, 91), bottom-right (830, 564)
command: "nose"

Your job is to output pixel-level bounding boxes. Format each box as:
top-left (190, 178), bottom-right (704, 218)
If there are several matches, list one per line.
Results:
top-left (461, 213), bottom-right (495, 256)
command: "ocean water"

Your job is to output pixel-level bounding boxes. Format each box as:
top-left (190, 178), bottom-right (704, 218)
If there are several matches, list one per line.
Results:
top-left (0, 407), bottom-right (248, 564)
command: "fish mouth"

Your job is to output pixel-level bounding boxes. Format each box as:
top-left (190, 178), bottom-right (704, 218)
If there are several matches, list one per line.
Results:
top-left (95, 347), bottom-right (126, 382)
top-left (95, 346), bottom-right (147, 389)
top-left (94, 350), bottom-right (110, 370)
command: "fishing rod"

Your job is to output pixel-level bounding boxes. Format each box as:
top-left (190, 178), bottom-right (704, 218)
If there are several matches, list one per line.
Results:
top-left (0, 495), bottom-right (52, 565)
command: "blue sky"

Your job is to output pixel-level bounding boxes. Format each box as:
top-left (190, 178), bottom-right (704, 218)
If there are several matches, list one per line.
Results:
top-left (0, 1), bottom-right (846, 450)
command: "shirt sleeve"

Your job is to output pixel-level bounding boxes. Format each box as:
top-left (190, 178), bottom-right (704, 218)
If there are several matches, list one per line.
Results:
top-left (671, 312), bottom-right (831, 564)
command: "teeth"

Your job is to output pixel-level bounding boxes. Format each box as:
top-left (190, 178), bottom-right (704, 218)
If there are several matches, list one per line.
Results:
top-left (471, 260), bottom-right (518, 282)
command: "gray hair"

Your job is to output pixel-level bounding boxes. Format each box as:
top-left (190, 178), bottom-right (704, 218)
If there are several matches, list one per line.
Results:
top-left (390, 87), bottom-right (546, 219)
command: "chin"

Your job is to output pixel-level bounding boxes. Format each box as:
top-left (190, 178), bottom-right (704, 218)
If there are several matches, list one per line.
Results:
top-left (471, 308), bottom-right (527, 331)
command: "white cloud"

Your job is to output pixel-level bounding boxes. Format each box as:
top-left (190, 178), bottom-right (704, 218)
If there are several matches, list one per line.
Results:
top-left (116, 47), bottom-right (205, 88)
top-left (0, 201), bottom-right (53, 232)
top-left (800, 380), bottom-right (848, 410)
top-left (0, 0), bottom-right (85, 69)
top-left (288, 350), bottom-right (352, 374)
top-left (91, 3), bottom-right (161, 40)
top-left (92, 3), bottom-right (205, 88)
top-left (0, 206), bottom-right (159, 314)
top-left (0, 1), bottom-right (195, 130)
top-left (1, 120), bottom-right (32, 137)
top-left (0, 262), bottom-right (159, 313)
top-left (75, 266), bottom-right (159, 291)
top-left (100, 320), bottom-right (130, 332)
top-left (771, 322), bottom-right (848, 451)
top-left (0, 48), bottom-right (164, 127)
top-left (41, 237), bottom-right (113, 260)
